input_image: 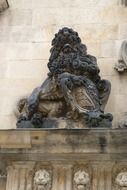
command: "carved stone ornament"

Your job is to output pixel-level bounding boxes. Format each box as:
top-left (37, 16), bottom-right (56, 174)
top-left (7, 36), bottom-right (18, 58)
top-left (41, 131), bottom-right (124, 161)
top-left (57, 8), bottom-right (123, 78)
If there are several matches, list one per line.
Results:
top-left (117, 113), bottom-right (127, 128)
top-left (115, 40), bottom-right (127, 72)
top-left (115, 172), bottom-right (127, 190)
top-left (16, 27), bottom-right (113, 128)
top-left (33, 169), bottom-right (52, 190)
top-left (73, 170), bottom-right (90, 190)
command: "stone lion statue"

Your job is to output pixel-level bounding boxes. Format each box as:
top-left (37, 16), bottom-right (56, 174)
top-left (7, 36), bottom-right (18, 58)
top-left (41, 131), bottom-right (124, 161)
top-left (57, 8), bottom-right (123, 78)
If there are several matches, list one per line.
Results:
top-left (73, 170), bottom-right (90, 190)
top-left (33, 169), bottom-right (52, 190)
top-left (16, 27), bottom-right (113, 128)
top-left (115, 172), bottom-right (127, 190)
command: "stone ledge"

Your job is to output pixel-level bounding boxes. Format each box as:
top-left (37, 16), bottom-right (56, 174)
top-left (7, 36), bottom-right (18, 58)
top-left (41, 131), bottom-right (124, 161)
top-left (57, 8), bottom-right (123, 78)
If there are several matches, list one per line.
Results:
top-left (0, 129), bottom-right (126, 154)
top-left (0, 130), bottom-right (31, 148)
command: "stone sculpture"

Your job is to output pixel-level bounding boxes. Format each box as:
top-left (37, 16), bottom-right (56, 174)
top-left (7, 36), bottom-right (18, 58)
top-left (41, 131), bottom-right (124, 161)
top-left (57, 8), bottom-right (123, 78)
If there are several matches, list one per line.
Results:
top-left (16, 27), bottom-right (113, 128)
top-left (115, 172), bottom-right (127, 190)
top-left (73, 170), bottom-right (90, 190)
top-left (115, 40), bottom-right (127, 72)
top-left (33, 169), bottom-right (52, 190)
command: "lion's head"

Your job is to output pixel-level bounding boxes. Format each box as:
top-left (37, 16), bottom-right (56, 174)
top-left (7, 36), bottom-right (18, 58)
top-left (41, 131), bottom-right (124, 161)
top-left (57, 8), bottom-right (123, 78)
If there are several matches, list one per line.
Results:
top-left (48, 27), bottom-right (87, 75)
top-left (115, 172), bottom-right (127, 188)
top-left (49, 27), bottom-right (87, 62)
top-left (34, 169), bottom-right (52, 190)
top-left (52, 27), bottom-right (81, 48)
top-left (74, 170), bottom-right (90, 190)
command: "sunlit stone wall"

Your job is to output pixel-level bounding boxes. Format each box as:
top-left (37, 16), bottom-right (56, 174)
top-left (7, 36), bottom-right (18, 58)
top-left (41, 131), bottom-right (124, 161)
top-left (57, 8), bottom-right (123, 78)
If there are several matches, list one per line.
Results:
top-left (0, 0), bottom-right (127, 128)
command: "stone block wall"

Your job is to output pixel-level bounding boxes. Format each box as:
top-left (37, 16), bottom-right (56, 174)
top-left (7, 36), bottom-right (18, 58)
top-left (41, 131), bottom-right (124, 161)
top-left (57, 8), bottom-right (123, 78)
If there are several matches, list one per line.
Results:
top-left (0, 0), bottom-right (127, 128)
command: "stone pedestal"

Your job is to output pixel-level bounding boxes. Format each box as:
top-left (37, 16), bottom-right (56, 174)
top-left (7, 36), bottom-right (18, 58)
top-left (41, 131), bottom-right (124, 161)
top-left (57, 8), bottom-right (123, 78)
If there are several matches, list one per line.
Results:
top-left (0, 129), bottom-right (127, 190)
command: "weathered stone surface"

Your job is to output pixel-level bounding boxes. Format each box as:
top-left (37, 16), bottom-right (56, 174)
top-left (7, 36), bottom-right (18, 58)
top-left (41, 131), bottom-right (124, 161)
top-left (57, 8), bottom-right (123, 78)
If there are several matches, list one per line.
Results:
top-left (32, 0), bottom-right (100, 8)
top-left (0, 130), bottom-right (31, 148)
top-left (98, 58), bottom-right (117, 76)
top-left (0, 60), bottom-right (8, 78)
top-left (0, 9), bottom-right (32, 26)
top-left (5, 60), bottom-right (48, 79)
top-left (0, 114), bottom-right (16, 129)
top-left (0, 129), bottom-right (126, 154)
top-left (74, 24), bottom-right (118, 41)
top-left (119, 23), bottom-right (127, 39)
top-left (9, 0), bottom-right (32, 9)
top-left (0, 129), bottom-right (127, 190)
top-left (105, 94), bottom-right (127, 113)
top-left (100, 41), bottom-right (117, 58)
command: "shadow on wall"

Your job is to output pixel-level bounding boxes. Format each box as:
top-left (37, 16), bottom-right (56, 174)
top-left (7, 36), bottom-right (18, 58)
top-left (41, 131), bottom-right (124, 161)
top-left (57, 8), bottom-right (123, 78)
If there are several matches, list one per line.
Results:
top-left (0, 0), bottom-right (9, 12)
top-left (121, 0), bottom-right (127, 6)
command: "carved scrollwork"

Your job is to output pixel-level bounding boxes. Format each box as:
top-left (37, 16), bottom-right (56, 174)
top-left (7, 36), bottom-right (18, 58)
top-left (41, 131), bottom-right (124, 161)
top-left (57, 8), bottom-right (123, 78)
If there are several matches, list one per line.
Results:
top-left (33, 169), bottom-right (52, 190)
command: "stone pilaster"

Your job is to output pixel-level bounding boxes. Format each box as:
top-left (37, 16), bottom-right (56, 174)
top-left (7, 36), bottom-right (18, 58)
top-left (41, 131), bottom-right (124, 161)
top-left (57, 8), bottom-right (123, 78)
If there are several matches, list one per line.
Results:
top-left (6, 162), bottom-right (34, 190)
top-left (52, 164), bottom-right (72, 190)
top-left (91, 164), bottom-right (98, 190)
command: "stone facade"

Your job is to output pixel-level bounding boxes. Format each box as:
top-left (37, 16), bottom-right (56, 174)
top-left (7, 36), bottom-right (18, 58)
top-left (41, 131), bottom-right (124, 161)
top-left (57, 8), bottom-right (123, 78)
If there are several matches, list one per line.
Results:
top-left (0, 0), bottom-right (127, 128)
top-left (0, 1), bottom-right (127, 190)
top-left (0, 129), bottom-right (127, 190)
